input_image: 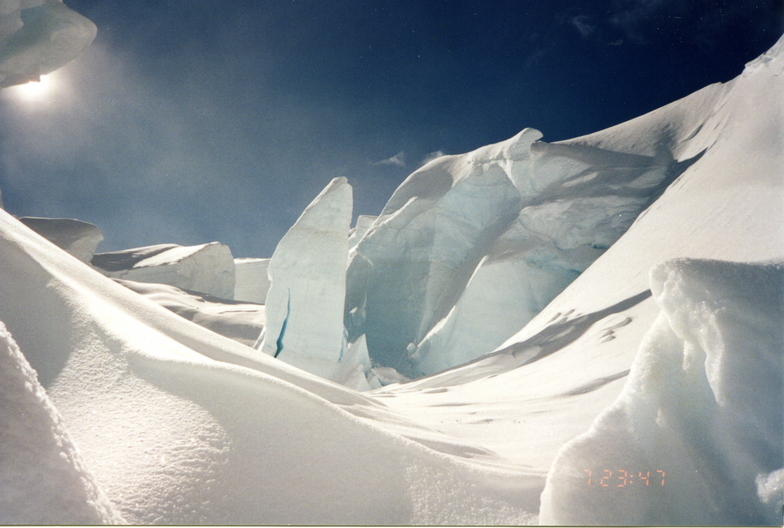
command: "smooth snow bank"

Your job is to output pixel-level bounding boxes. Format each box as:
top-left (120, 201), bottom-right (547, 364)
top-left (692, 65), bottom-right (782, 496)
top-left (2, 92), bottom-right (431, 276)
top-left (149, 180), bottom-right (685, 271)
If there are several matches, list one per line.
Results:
top-left (0, 320), bottom-right (121, 524)
top-left (116, 278), bottom-right (265, 347)
top-left (0, 0), bottom-right (96, 88)
top-left (19, 216), bottom-right (102, 263)
top-left (257, 177), bottom-right (354, 380)
top-left (233, 257), bottom-right (270, 303)
top-left (92, 241), bottom-right (236, 300)
top-left (540, 259), bottom-right (784, 526)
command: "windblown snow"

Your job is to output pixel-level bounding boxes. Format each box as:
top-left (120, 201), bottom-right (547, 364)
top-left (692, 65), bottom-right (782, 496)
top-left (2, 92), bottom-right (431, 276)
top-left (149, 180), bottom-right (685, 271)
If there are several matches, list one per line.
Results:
top-left (0, 9), bottom-right (781, 525)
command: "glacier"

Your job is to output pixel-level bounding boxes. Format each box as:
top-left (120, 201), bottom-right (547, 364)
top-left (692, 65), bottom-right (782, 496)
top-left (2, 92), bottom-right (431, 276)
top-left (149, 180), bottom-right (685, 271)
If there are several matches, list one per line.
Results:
top-left (92, 241), bottom-right (236, 300)
top-left (19, 216), bottom-right (103, 263)
top-left (0, 8), bottom-right (781, 525)
top-left (346, 119), bottom-right (702, 378)
top-left (233, 256), bottom-right (270, 303)
top-left (256, 177), bottom-right (353, 380)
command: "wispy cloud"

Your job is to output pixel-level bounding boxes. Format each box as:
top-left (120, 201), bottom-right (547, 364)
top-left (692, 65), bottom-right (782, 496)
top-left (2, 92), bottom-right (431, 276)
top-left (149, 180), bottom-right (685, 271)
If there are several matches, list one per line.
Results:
top-left (373, 151), bottom-right (406, 167)
top-left (571, 15), bottom-right (596, 38)
top-left (609, 0), bottom-right (673, 43)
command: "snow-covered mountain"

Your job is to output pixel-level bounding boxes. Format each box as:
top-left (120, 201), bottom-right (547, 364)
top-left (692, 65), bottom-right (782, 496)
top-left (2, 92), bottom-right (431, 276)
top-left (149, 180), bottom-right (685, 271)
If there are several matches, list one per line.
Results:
top-left (0, 5), bottom-right (781, 523)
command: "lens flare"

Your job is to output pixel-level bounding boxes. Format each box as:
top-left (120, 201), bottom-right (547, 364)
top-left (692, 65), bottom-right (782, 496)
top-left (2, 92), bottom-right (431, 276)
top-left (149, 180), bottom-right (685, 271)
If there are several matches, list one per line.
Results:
top-left (5, 74), bottom-right (56, 101)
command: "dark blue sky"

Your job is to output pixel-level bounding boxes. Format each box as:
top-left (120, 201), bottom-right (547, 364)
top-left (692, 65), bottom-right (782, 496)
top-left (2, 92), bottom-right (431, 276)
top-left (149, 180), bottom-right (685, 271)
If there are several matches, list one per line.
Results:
top-left (0, 0), bottom-right (781, 257)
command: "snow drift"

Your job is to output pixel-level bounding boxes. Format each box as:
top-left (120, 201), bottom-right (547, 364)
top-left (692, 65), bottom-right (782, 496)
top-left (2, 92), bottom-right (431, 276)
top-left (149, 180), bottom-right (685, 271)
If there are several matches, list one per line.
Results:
top-left (0, 321), bottom-right (121, 524)
top-left (115, 278), bottom-right (265, 348)
top-left (540, 258), bottom-right (784, 526)
top-left (0, 206), bottom-right (539, 524)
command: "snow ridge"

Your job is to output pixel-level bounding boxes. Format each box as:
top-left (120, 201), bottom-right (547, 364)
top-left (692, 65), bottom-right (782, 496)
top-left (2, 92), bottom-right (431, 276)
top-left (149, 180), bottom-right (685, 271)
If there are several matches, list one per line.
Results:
top-left (0, 321), bottom-right (122, 524)
top-left (540, 259), bottom-right (784, 525)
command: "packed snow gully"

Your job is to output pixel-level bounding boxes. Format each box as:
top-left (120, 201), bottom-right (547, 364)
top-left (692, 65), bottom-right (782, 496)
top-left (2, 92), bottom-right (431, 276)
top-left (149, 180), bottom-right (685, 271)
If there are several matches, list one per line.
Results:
top-left (0, 3), bottom-right (782, 525)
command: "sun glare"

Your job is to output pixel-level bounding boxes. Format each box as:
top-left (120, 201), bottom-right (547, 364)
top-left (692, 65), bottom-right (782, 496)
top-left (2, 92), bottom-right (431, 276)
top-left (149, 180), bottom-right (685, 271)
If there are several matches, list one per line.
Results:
top-left (5, 74), bottom-right (56, 101)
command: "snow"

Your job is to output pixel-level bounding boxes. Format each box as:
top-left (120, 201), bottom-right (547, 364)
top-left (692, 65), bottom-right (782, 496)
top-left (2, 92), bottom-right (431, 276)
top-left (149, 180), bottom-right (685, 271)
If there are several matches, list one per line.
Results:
top-left (348, 110), bottom-right (703, 377)
top-left (0, 320), bottom-right (121, 524)
top-left (256, 177), bottom-right (354, 380)
top-left (539, 259), bottom-right (784, 526)
top-left (0, 208), bottom-right (538, 524)
top-left (233, 256), bottom-right (270, 303)
top-left (92, 241), bottom-right (236, 300)
top-left (115, 278), bottom-right (265, 348)
top-left (0, 0), bottom-right (96, 87)
top-left (0, 20), bottom-right (781, 526)
top-left (18, 216), bottom-right (103, 263)
top-left (358, 33), bottom-right (784, 524)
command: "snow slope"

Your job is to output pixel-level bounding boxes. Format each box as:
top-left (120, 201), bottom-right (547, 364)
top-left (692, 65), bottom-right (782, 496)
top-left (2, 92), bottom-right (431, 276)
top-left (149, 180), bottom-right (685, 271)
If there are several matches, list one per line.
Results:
top-left (0, 208), bottom-right (539, 524)
top-left (0, 321), bottom-right (121, 524)
top-left (540, 258), bottom-right (783, 526)
top-left (368, 34), bottom-right (783, 524)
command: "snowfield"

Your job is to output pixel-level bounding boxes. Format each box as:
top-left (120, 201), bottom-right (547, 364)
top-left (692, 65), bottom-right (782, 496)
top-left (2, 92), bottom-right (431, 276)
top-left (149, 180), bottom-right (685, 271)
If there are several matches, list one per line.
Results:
top-left (0, 5), bottom-right (782, 524)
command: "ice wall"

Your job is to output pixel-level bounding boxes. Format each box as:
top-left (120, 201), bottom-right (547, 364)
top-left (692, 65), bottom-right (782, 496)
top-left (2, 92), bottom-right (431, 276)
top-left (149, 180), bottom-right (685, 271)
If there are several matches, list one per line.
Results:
top-left (19, 216), bottom-right (103, 263)
top-left (233, 257), bottom-right (270, 303)
top-left (539, 258), bottom-right (784, 526)
top-left (256, 177), bottom-right (352, 380)
top-left (348, 124), bottom-right (699, 378)
top-left (92, 242), bottom-right (236, 300)
top-left (348, 214), bottom-right (377, 250)
top-left (0, 320), bottom-right (121, 524)
top-left (0, 0), bottom-right (96, 88)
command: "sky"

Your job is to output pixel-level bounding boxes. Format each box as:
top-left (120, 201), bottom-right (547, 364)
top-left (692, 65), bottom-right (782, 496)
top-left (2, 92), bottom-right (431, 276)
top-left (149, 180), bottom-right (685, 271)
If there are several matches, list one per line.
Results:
top-left (0, 0), bottom-right (781, 258)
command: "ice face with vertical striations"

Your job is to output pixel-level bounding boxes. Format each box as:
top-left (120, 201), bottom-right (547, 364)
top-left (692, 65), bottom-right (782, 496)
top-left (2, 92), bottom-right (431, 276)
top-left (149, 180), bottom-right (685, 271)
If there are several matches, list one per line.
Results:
top-left (348, 118), bottom-right (701, 377)
top-left (92, 242), bottom-right (236, 300)
top-left (256, 177), bottom-right (353, 380)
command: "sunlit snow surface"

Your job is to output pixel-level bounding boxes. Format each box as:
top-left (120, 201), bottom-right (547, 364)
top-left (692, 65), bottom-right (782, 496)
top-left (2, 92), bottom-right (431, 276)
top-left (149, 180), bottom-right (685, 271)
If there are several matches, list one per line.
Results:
top-left (540, 259), bottom-right (783, 525)
top-left (0, 29), bottom-right (781, 528)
